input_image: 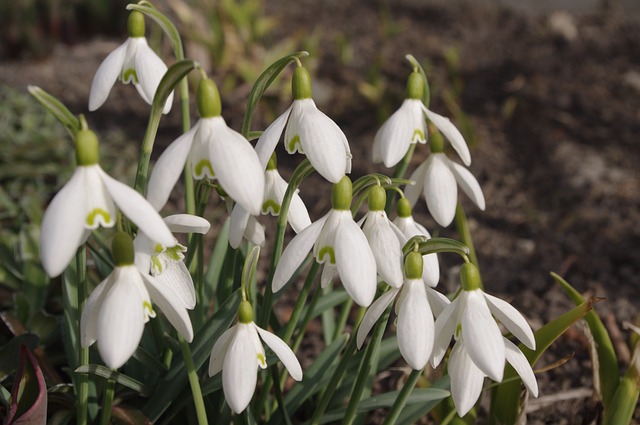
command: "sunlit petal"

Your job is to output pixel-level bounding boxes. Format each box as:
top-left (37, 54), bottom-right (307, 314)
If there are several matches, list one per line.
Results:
top-left (362, 212), bottom-right (404, 288)
top-left (152, 261), bottom-right (196, 310)
top-left (163, 214), bottom-right (211, 234)
top-left (448, 160), bottom-right (486, 211)
top-left (255, 106), bottom-right (292, 167)
top-left (404, 160), bottom-right (427, 207)
top-left (229, 204), bottom-right (252, 249)
top-left (89, 40), bottom-right (128, 111)
top-left (504, 338), bottom-right (539, 397)
top-left (223, 325), bottom-right (258, 413)
top-left (80, 275), bottom-right (111, 348)
top-left (432, 298), bottom-right (460, 367)
top-left (357, 288), bottom-right (398, 349)
top-left (397, 279), bottom-right (434, 369)
top-left (424, 153), bottom-right (458, 227)
top-left (423, 107), bottom-right (471, 166)
top-left (374, 99), bottom-right (425, 168)
top-left (208, 327), bottom-right (235, 376)
top-left (143, 274), bottom-right (194, 341)
top-left (320, 264), bottom-right (337, 289)
top-left (484, 293), bottom-right (536, 350)
top-left (256, 326), bottom-right (303, 381)
top-left (134, 38), bottom-right (173, 113)
top-left (449, 340), bottom-right (485, 417)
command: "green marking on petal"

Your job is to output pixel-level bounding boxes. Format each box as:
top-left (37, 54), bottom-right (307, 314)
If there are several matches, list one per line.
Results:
top-left (151, 256), bottom-right (163, 273)
top-left (165, 246), bottom-right (184, 261)
top-left (154, 243), bottom-right (163, 254)
top-left (257, 352), bottom-right (266, 367)
top-left (262, 200), bottom-right (281, 215)
top-left (287, 135), bottom-right (303, 153)
top-left (86, 208), bottom-right (111, 227)
top-left (122, 68), bottom-right (138, 84)
top-left (412, 128), bottom-right (425, 142)
top-left (455, 323), bottom-right (462, 338)
top-left (194, 159), bottom-right (214, 178)
top-left (143, 301), bottom-right (156, 319)
top-left (317, 246), bottom-right (336, 265)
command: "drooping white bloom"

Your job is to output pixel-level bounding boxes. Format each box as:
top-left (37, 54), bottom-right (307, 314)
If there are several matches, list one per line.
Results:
top-left (208, 301), bottom-right (302, 414)
top-left (134, 214), bottom-right (210, 309)
top-left (81, 232), bottom-right (193, 370)
top-left (40, 130), bottom-right (174, 278)
top-left (432, 263), bottom-right (538, 416)
top-left (273, 177), bottom-right (377, 307)
top-left (254, 66), bottom-right (352, 184)
top-left (357, 252), bottom-right (450, 370)
top-left (89, 12), bottom-right (173, 114)
top-left (392, 198), bottom-right (440, 287)
top-left (405, 151), bottom-right (485, 227)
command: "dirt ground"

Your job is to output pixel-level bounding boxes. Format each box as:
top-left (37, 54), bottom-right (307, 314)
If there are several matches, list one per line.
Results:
top-left (1, 0), bottom-right (639, 423)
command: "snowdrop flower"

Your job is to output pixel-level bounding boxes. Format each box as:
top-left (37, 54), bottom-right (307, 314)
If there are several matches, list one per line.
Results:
top-left (208, 300), bottom-right (302, 413)
top-left (40, 129), bottom-right (174, 278)
top-left (89, 11), bottom-right (173, 114)
top-left (254, 65), bottom-right (352, 184)
top-left (357, 252), bottom-right (450, 370)
top-left (147, 78), bottom-right (264, 215)
top-left (372, 71), bottom-right (470, 168)
top-left (134, 214), bottom-right (210, 309)
top-left (405, 132), bottom-right (485, 227)
top-left (393, 198), bottom-right (440, 287)
top-left (229, 154), bottom-right (311, 249)
top-left (81, 232), bottom-right (193, 369)
top-left (273, 177), bottom-right (377, 307)
top-left (432, 263), bottom-right (538, 416)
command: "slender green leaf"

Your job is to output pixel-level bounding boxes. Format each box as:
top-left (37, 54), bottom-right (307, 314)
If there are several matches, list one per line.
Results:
top-left (308, 289), bottom-right (350, 318)
top-left (397, 376), bottom-right (451, 425)
top-left (205, 217), bottom-right (230, 300)
top-left (602, 363), bottom-right (639, 425)
top-left (27, 86), bottom-right (80, 136)
top-left (75, 364), bottom-right (151, 396)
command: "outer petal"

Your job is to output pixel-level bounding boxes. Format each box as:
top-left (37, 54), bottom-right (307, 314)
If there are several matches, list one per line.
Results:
top-left (334, 215), bottom-right (377, 307)
top-left (504, 338), bottom-right (539, 397)
top-left (397, 280), bottom-right (434, 369)
top-left (223, 325), bottom-right (258, 413)
top-left (80, 275), bottom-right (112, 347)
top-left (432, 298), bottom-right (460, 367)
top-left (206, 118), bottom-right (265, 215)
top-left (484, 293), bottom-right (536, 350)
top-left (461, 290), bottom-right (505, 382)
top-left (424, 154), bottom-right (458, 227)
top-left (152, 261), bottom-right (196, 309)
top-left (426, 287), bottom-right (451, 317)
top-left (134, 38), bottom-right (173, 113)
top-left (448, 160), bottom-right (486, 211)
top-left (133, 233), bottom-right (153, 274)
top-left (320, 264), bottom-right (337, 289)
top-left (146, 125), bottom-right (198, 211)
top-left (357, 288), bottom-right (399, 349)
top-left (208, 326), bottom-right (235, 376)
top-left (273, 215), bottom-right (328, 292)
top-left (244, 216), bottom-right (265, 247)
top-left (374, 99), bottom-right (425, 168)
top-left (449, 341), bottom-right (486, 417)
top-left (404, 160), bottom-right (428, 207)
top-left (256, 326), bottom-right (303, 381)
top-left (143, 274), bottom-right (194, 341)
top-left (269, 170), bottom-right (311, 233)
top-left (229, 204), bottom-right (251, 249)
top-left (40, 168), bottom-right (87, 277)
top-left (163, 214), bottom-right (211, 234)
top-left (362, 212), bottom-right (404, 288)
top-left (99, 169), bottom-right (174, 247)
top-left (89, 40), bottom-right (128, 111)
top-left (423, 107), bottom-right (471, 166)
top-left (254, 105), bottom-right (293, 167)
top-left (393, 216), bottom-right (439, 287)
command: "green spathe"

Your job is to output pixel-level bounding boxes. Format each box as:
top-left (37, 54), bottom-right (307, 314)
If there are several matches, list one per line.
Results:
top-left (404, 251), bottom-right (423, 280)
top-left (197, 78), bottom-right (222, 118)
top-left (292, 66), bottom-right (312, 100)
top-left (406, 71), bottom-right (424, 100)
top-left (112, 232), bottom-right (135, 266)
top-left (75, 129), bottom-right (99, 166)
top-left (238, 300), bottom-right (254, 324)
top-left (367, 185), bottom-right (386, 211)
top-left (460, 262), bottom-right (481, 291)
top-left (331, 176), bottom-right (352, 210)
top-left (127, 11), bottom-right (145, 38)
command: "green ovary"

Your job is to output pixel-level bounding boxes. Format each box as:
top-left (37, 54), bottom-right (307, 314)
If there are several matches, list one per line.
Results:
top-left (287, 135), bottom-right (303, 153)
top-left (122, 69), bottom-right (138, 84)
top-left (86, 209), bottom-right (112, 227)
top-left (194, 159), bottom-right (214, 178)
top-left (262, 200), bottom-right (281, 215)
top-left (317, 246), bottom-right (336, 265)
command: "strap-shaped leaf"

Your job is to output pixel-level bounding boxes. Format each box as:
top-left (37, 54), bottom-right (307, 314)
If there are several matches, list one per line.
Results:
top-left (75, 364), bottom-right (151, 396)
top-left (27, 86), bottom-right (80, 136)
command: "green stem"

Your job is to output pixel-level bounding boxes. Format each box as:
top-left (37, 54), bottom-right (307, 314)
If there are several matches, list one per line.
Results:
top-left (453, 203), bottom-right (482, 288)
top-left (382, 369), bottom-right (422, 425)
top-left (99, 379), bottom-right (115, 425)
top-left (282, 261), bottom-right (320, 344)
top-left (385, 143), bottom-right (416, 213)
top-left (76, 248), bottom-right (89, 425)
top-left (179, 335), bottom-right (208, 425)
top-left (333, 298), bottom-right (353, 341)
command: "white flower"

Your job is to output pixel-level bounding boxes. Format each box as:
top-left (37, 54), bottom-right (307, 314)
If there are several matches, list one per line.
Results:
top-left (40, 130), bottom-right (174, 278)
top-left (81, 233), bottom-right (193, 370)
top-left (392, 198), bottom-right (440, 287)
top-left (208, 301), bottom-right (302, 414)
top-left (134, 214), bottom-right (210, 310)
top-left (89, 12), bottom-right (173, 114)
top-left (405, 152), bottom-right (485, 227)
top-left (146, 115), bottom-right (265, 215)
top-left (357, 252), bottom-right (450, 370)
top-left (254, 67), bottom-right (352, 184)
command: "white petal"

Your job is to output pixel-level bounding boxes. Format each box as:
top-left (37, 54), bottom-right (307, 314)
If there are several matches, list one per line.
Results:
top-left (40, 168), bottom-right (87, 277)
top-left (425, 287), bottom-right (451, 317)
top-left (223, 325), bottom-right (258, 413)
top-left (256, 326), bottom-right (303, 381)
top-left (80, 275), bottom-right (111, 348)
top-left (374, 100), bottom-right (425, 168)
top-left (208, 326), bottom-right (235, 376)
top-left (432, 298), bottom-right (460, 367)
top-left (96, 268), bottom-right (146, 369)
top-left (205, 118), bottom-right (265, 215)
top-left (357, 288), bottom-right (398, 349)
top-left (461, 290), bottom-right (505, 382)
top-left (229, 204), bottom-right (251, 249)
top-left (99, 169), bottom-right (174, 247)
top-left (424, 154), bottom-right (458, 227)
top-left (133, 38), bottom-right (173, 113)
top-left (273, 215), bottom-right (328, 292)
top-left (449, 340), bottom-right (485, 417)
top-left (268, 170), bottom-right (311, 233)
top-left (133, 233), bottom-right (153, 274)
top-left (320, 264), bottom-right (337, 289)
top-left (244, 216), bottom-right (265, 247)
top-left (89, 40), bottom-right (128, 111)
top-left (448, 160), bottom-right (486, 211)
top-left (397, 280), bottom-right (434, 369)
top-left (404, 160), bottom-right (428, 207)
top-left (152, 260), bottom-right (196, 309)
top-left (163, 214), bottom-right (210, 234)
top-left (254, 106), bottom-right (292, 167)
top-left (504, 338), bottom-right (539, 397)
top-left (143, 274), bottom-right (194, 341)
top-left (146, 125), bottom-right (198, 211)
top-left (362, 212), bottom-right (404, 288)
top-left (334, 214), bottom-right (378, 307)
top-left (423, 107), bottom-right (471, 166)
top-left (484, 293), bottom-right (536, 350)
top-left (422, 252), bottom-right (440, 288)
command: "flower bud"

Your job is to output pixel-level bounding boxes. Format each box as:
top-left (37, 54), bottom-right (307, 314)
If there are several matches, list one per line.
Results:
top-left (292, 66), bottom-right (312, 100)
top-left (367, 185), bottom-right (386, 211)
top-left (404, 251), bottom-right (424, 280)
top-left (429, 131), bottom-right (444, 154)
top-left (238, 300), bottom-right (254, 324)
top-left (127, 11), bottom-right (145, 38)
top-left (112, 232), bottom-right (135, 266)
top-left (75, 129), bottom-right (99, 166)
top-left (197, 78), bottom-right (222, 118)
top-left (460, 262), bottom-right (481, 291)
top-left (396, 197), bottom-right (412, 218)
top-left (406, 72), bottom-right (424, 100)
top-left (331, 176), bottom-right (352, 211)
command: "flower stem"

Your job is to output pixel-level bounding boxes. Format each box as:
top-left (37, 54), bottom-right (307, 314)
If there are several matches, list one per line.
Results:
top-left (76, 248), bottom-right (89, 425)
top-left (386, 143), bottom-right (416, 213)
top-left (382, 369), bottom-right (422, 425)
top-left (454, 202), bottom-right (482, 288)
top-left (99, 379), bottom-right (115, 425)
top-left (179, 335), bottom-right (208, 425)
